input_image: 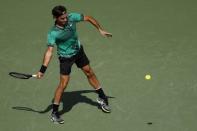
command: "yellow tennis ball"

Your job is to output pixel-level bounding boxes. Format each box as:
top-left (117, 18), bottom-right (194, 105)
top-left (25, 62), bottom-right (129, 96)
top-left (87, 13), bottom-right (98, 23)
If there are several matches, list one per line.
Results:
top-left (145, 75), bottom-right (151, 80)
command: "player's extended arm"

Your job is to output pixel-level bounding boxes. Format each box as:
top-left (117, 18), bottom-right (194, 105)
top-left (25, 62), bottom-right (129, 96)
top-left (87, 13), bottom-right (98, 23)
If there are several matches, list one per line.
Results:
top-left (42, 46), bottom-right (53, 67)
top-left (37, 46), bottom-right (54, 78)
top-left (84, 15), bottom-right (112, 37)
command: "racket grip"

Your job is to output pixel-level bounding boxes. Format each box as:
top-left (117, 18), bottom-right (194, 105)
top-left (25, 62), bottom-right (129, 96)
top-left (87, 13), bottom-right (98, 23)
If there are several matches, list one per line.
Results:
top-left (32, 74), bottom-right (37, 78)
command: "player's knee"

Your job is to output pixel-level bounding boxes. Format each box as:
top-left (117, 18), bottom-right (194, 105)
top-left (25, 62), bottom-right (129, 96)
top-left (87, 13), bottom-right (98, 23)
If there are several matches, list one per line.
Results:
top-left (85, 69), bottom-right (95, 78)
top-left (59, 81), bottom-right (68, 89)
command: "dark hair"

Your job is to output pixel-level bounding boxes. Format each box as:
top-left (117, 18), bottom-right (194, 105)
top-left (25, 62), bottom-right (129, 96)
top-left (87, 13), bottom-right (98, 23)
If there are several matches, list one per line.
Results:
top-left (52, 5), bottom-right (67, 18)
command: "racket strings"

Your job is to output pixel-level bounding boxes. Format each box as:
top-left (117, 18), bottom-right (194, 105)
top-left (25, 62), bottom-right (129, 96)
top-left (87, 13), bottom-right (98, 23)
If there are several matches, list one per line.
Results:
top-left (9, 72), bottom-right (31, 79)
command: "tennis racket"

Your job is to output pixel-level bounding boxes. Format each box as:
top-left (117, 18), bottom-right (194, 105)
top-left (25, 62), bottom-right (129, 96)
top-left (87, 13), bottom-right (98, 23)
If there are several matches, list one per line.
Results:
top-left (9, 72), bottom-right (37, 79)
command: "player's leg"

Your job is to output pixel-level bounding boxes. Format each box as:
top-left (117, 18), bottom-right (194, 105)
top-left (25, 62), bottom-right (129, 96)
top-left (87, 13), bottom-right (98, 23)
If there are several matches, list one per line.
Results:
top-left (51, 75), bottom-right (70, 124)
top-left (51, 57), bottom-right (73, 124)
top-left (75, 46), bottom-right (102, 90)
top-left (81, 65), bottom-right (111, 113)
top-left (75, 46), bottom-right (111, 113)
top-left (81, 65), bottom-right (100, 89)
top-left (53, 75), bottom-right (70, 112)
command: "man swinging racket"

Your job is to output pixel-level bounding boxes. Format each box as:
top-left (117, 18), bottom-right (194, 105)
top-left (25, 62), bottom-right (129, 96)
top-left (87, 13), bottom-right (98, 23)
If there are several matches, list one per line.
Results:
top-left (36, 5), bottom-right (112, 124)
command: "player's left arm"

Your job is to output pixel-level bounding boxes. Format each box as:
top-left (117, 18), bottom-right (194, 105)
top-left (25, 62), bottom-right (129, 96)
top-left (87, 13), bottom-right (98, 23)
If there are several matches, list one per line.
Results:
top-left (83, 15), bottom-right (112, 37)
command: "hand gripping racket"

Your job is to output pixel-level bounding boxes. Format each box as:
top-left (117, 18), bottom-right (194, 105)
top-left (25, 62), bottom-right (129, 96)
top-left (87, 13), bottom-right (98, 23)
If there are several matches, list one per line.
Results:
top-left (9, 72), bottom-right (37, 79)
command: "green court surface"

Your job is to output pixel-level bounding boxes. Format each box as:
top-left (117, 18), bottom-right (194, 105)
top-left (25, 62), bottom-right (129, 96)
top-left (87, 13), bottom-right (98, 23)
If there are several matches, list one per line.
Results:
top-left (1, 0), bottom-right (197, 131)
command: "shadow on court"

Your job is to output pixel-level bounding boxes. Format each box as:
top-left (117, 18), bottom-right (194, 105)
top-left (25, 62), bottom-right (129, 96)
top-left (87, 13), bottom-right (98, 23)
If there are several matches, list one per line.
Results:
top-left (12, 89), bottom-right (115, 115)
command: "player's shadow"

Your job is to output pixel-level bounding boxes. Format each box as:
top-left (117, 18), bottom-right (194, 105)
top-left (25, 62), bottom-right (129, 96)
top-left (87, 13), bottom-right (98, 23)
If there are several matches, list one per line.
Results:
top-left (12, 89), bottom-right (114, 115)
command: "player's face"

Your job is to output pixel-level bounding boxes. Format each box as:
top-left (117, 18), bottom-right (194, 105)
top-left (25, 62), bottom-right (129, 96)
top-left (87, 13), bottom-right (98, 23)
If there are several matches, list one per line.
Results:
top-left (56, 13), bottom-right (68, 26)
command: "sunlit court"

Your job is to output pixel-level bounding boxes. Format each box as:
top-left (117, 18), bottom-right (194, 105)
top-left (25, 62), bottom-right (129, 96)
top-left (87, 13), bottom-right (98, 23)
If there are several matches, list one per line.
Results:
top-left (1, 0), bottom-right (197, 131)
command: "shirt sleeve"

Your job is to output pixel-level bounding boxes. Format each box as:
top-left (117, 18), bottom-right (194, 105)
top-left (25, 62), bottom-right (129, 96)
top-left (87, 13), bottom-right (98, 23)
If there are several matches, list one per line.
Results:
top-left (68, 13), bottom-right (84, 22)
top-left (47, 31), bottom-right (56, 46)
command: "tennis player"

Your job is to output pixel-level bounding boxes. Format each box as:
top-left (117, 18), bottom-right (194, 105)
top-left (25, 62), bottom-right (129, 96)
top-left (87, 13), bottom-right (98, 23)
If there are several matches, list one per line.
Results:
top-left (36, 5), bottom-right (112, 124)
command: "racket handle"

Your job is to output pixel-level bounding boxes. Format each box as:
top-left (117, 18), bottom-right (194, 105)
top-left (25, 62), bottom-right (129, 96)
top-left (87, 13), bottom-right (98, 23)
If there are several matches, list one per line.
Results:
top-left (32, 74), bottom-right (37, 78)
